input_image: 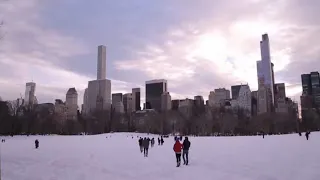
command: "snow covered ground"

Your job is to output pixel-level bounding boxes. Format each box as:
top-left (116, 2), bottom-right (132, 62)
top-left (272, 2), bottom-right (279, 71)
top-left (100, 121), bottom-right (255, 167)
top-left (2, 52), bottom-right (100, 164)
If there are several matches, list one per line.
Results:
top-left (1, 132), bottom-right (320, 180)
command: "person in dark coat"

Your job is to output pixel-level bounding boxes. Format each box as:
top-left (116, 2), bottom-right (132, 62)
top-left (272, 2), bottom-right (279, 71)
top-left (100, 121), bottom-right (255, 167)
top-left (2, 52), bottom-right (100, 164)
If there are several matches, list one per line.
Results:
top-left (182, 137), bottom-right (191, 165)
top-left (35, 139), bottom-right (39, 149)
top-left (160, 137), bottom-right (164, 145)
top-left (158, 137), bottom-right (161, 145)
top-left (305, 131), bottom-right (310, 140)
top-left (262, 132), bottom-right (265, 139)
top-left (143, 138), bottom-right (150, 157)
top-left (138, 138), bottom-right (143, 153)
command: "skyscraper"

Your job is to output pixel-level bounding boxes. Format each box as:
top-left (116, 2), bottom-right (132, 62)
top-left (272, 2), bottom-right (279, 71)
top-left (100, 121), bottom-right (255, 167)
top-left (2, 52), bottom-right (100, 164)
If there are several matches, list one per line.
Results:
top-left (257, 34), bottom-right (275, 112)
top-left (145, 79), bottom-right (167, 112)
top-left (123, 93), bottom-right (132, 113)
top-left (97, 45), bottom-right (106, 80)
top-left (112, 93), bottom-right (123, 105)
top-left (87, 45), bottom-right (112, 113)
top-left (112, 93), bottom-right (124, 113)
top-left (132, 88), bottom-right (141, 111)
top-left (301, 74), bottom-right (312, 95)
top-left (24, 82), bottom-right (36, 106)
top-left (66, 87), bottom-right (78, 120)
top-left (231, 85), bottom-right (247, 100)
top-left (310, 71), bottom-right (320, 107)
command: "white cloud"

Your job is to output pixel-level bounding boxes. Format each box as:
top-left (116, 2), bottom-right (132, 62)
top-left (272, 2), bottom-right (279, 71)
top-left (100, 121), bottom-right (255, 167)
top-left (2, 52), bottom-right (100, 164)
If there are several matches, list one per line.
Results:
top-left (0, 0), bottom-right (134, 106)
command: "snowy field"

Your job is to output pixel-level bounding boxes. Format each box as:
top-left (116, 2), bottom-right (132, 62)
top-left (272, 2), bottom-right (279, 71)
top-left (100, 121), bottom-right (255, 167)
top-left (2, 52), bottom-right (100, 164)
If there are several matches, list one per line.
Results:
top-left (1, 132), bottom-right (320, 180)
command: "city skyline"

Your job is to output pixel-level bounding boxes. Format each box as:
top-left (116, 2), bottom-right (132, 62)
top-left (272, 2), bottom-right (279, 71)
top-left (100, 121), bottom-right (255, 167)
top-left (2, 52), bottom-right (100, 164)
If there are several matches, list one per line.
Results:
top-left (0, 0), bottom-right (318, 106)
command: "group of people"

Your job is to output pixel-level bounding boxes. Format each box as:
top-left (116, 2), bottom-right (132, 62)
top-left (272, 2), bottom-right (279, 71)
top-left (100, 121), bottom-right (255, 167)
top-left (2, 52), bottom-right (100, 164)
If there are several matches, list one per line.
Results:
top-left (138, 136), bottom-right (165, 157)
top-left (138, 137), bottom-right (153, 157)
top-left (173, 136), bottom-right (191, 167)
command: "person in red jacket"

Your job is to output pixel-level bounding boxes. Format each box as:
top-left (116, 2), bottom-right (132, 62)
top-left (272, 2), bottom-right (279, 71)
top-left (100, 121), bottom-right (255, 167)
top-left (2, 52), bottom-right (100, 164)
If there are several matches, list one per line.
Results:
top-left (173, 139), bottom-right (183, 167)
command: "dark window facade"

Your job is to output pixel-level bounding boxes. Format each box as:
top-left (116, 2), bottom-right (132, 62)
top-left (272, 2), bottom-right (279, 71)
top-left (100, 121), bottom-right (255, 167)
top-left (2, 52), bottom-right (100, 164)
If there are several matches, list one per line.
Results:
top-left (135, 91), bottom-right (141, 111)
top-left (301, 74), bottom-right (312, 95)
top-left (231, 85), bottom-right (242, 100)
top-left (146, 82), bottom-right (164, 111)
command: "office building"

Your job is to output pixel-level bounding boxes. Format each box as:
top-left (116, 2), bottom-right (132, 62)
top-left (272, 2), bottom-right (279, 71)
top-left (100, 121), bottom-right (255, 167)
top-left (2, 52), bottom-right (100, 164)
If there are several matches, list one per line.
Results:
top-left (171, 100), bottom-right (180, 110)
top-left (231, 85), bottom-right (242, 100)
top-left (87, 45), bottom-right (112, 113)
top-left (112, 93), bottom-right (124, 113)
top-left (301, 73), bottom-right (312, 95)
top-left (112, 93), bottom-right (123, 105)
top-left (87, 79), bottom-right (111, 112)
top-left (66, 88), bottom-right (78, 120)
top-left (208, 91), bottom-right (215, 107)
top-left (145, 79), bottom-right (167, 112)
top-left (237, 85), bottom-right (252, 116)
top-left (257, 86), bottom-right (268, 114)
top-left (194, 96), bottom-right (204, 107)
top-left (123, 93), bottom-right (133, 113)
top-left (256, 34), bottom-right (275, 112)
top-left (274, 83), bottom-right (287, 112)
top-left (213, 88), bottom-right (230, 106)
top-left (132, 88), bottom-right (141, 111)
top-left (311, 72), bottom-right (320, 107)
top-left (24, 82), bottom-right (36, 106)
top-left (161, 92), bottom-right (171, 111)
top-left (82, 88), bottom-right (89, 115)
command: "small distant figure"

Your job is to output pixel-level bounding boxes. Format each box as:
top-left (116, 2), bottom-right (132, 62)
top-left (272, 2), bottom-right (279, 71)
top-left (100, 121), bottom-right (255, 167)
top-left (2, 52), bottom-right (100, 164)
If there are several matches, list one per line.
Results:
top-left (173, 139), bottom-right (183, 167)
top-left (138, 138), bottom-right (143, 153)
top-left (35, 139), bottom-right (39, 149)
top-left (262, 132), bottom-right (265, 139)
top-left (151, 138), bottom-right (155, 147)
top-left (161, 137), bottom-right (164, 145)
top-left (1, 139), bottom-right (5, 143)
top-left (143, 138), bottom-right (150, 157)
top-left (158, 137), bottom-right (161, 145)
top-left (182, 137), bottom-right (191, 165)
top-left (305, 131), bottom-right (310, 140)
top-left (299, 132), bottom-right (302, 136)
top-left (180, 136), bottom-right (183, 141)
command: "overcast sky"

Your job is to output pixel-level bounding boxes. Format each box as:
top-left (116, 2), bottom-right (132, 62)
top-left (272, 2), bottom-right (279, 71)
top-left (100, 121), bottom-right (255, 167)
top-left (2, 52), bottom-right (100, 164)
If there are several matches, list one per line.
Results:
top-left (0, 0), bottom-right (319, 106)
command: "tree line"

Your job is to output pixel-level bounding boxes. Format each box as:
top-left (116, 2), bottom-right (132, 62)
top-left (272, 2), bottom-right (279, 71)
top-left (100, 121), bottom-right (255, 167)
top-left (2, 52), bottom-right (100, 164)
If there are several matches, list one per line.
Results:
top-left (1, 99), bottom-right (315, 136)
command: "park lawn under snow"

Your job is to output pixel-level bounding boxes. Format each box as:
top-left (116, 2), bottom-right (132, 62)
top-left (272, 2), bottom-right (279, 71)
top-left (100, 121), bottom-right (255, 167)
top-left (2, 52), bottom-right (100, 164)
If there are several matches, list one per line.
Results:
top-left (1, 132), bottom-right (320, 180)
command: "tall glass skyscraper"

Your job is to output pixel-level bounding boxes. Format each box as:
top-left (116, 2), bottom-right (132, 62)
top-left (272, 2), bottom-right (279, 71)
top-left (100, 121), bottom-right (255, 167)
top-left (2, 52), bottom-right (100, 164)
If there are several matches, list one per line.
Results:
top-left (256, 34), bottom-right (275, 113)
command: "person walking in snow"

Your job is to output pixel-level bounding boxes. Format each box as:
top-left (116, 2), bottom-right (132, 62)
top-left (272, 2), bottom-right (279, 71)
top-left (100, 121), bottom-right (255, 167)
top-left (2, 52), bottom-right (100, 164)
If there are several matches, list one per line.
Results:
top-left (158, 137), bottom-right (161, 145)
top-left (161, 137), bottom-right (164, 145)
top-left (173, 139), bottom-right (183, 167)
top-left (35, 139), bottom-right (39, 149)
top-left (151, 138), bottom-right (155, 147)
top-left (305, 131), bottom-right (310, 140)
top-left (143, 137), bottom-right (150, 157)
top-left (182, 137), bottom-right (191, 165)
top-left (138, 137), bottom-right (143, 153)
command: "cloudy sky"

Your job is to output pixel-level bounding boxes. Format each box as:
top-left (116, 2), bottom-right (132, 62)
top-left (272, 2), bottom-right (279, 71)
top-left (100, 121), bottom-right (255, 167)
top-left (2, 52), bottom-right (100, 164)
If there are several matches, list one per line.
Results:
top-left (0, 0), bottom-right (319, 106)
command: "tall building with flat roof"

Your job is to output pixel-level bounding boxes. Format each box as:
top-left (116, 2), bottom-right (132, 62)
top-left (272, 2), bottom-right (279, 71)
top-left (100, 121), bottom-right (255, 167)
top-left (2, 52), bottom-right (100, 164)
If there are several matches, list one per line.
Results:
top-left (123, 93), bottom-right (132, 113)
top-left (87, 79), bottom-right (111, 112)
top-left (161, 92), bottom-right (171, 111)
top-left (112, 93), bottom-right (124, 113)
top-left (301, 74), bottom-right (312, 95)
top-left (97, 45), bottom-right (106, 80)
top-left (25, 82), bottom-right (36, 106)
top-left (132, 88), bottom-right (141, 111)
top-left (112, 93), bottom-right (123, 105)
top-left (66, 87), bottom-right (78, 120)
top-left (145, 79), bottom-right (167, 112)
